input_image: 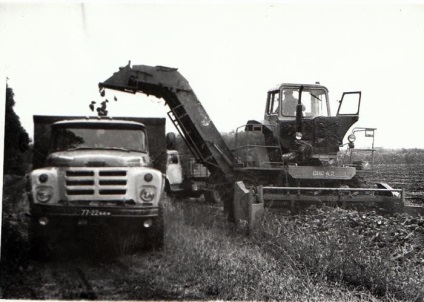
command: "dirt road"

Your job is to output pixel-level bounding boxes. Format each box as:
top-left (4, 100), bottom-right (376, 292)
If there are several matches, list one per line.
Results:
top-left (2, 252), bottom-right (173, 300)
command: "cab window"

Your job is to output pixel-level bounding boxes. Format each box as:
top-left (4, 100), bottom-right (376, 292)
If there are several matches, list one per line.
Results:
top-left (280, 88), bottom-right (329, 117)
top-left (267, 91), bottom-right (280, 114)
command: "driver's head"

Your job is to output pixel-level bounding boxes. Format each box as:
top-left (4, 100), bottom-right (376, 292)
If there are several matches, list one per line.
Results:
top-left (284, 89), bottom-right (294, 96)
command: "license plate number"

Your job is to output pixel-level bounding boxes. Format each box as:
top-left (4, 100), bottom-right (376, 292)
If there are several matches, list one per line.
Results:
top-left (312, 170), bottom-right (335, 177)
top-left (81, 209), bottom-right (111, 216)
top-left (288, 166), bottom-right (355, 180)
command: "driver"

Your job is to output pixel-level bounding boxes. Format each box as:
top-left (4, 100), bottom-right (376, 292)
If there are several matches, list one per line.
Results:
top-left (282, 89), bottom-right (298, 116)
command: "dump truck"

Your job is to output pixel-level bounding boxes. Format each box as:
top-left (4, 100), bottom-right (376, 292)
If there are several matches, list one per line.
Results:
top-left (27, 115), bottom-right (167, 256)
top-left (99, 63), bottom-right (408, 230)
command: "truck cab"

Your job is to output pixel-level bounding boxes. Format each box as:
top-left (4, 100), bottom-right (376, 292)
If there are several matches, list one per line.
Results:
top-left (28, 116), bottom-right (166, 255)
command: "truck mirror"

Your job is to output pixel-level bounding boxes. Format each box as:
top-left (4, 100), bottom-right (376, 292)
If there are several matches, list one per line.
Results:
top-left (166, 132), bottom-right (176, 150)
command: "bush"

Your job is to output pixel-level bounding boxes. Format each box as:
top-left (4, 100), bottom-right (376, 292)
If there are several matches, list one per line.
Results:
top-left (3, 85), bottom-right (31, 176)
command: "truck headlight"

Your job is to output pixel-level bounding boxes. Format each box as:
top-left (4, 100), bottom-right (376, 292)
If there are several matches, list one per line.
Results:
top-left (295, 132), bottom-right (303, 140)
top-left (36, 186), bottom-right (53, 203)
top-left (140, 187), bottom-right (156, 202)
top-left (348, 134), bottom-right (356, 143)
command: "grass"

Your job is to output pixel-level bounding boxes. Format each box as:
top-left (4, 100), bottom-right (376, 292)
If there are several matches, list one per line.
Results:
top-left (258, 208), bottom-right (424, 301)
top-left (3, 176), bottom-right (423, 300)
top-left (123, 199), bottom-right (413, 301)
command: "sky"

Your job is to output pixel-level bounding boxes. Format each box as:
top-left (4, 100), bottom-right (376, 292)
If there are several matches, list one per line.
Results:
top-left (1, 1), bottom-right (424, 149)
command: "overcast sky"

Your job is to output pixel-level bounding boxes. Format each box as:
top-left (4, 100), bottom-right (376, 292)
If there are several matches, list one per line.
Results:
top-left (1, 1), bottom-right (424, 149)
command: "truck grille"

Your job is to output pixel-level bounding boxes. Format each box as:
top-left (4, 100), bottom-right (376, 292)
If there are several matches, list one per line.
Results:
top-left (65, 168), bottom-right (128, 200)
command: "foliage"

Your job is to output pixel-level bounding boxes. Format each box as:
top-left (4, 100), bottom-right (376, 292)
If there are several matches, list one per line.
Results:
top-left (125, 200), bottom-right (410, 301)
top-left (257, 208), bottom-right (424, 301)
top-left (3, 85), bottom-right (30, 175)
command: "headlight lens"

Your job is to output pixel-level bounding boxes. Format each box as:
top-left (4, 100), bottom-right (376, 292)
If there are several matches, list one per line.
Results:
top-left (36, 186), bottom-right (53, 203)
top-left (348, 134), bottom-right (356, 143)
top-left (295, 132), bottom-right (303, 140)
top-left (140, 187), bottom-right (156, 202)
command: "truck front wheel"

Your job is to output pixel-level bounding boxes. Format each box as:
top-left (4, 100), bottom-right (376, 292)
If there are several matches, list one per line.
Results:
top-left (29, 221), bottom-right (52, 260)
top-left (144, 201), bottom-right (165, 249)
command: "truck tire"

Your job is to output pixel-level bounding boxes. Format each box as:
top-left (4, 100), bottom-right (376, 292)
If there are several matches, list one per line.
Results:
top-left (145, 201), bottom-right (165, 249)
top-left (166, 132), bottom-right (176, 150)
top-left (29, 224), bottom-right (51, 261)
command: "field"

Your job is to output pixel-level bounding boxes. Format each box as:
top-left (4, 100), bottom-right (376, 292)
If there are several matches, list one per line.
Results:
top-left (1, 163), bottom-right (423, 301)
top-left (366, 163), bottom-right (424, 205)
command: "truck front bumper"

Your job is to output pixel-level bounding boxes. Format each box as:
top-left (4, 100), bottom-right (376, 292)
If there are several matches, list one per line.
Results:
top-left (31, 203), bottom-right (158, 218)
top-left (30, 204), bottom-right (159, 228)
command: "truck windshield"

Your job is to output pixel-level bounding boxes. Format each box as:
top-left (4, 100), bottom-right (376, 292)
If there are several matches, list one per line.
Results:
top-left (281, 88), bottom-right (329, 117)
top-left (50, 126), bottom-right (147, 153)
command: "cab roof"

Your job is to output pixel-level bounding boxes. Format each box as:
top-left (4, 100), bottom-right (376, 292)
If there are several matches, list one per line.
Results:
top-left (52, 117), bottom-right (145, 128)
top-left (268, 83), bottom-right (329, 93)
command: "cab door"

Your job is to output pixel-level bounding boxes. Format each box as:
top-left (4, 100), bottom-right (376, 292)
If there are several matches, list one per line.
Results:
top-left (336, 91), bottom-right (361, 116)
top-left (334, 91), bottom-right (362, 142)
top-left (264, 91), bottom-right (280, 123)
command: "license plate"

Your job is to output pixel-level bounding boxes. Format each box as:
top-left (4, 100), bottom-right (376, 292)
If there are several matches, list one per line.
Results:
top-left (80, 209), bottom-right (111, 216)
top-left (288, 166), bottom-right (355, 180)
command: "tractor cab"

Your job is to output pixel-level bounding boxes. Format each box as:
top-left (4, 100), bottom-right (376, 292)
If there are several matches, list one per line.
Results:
top-left (262, 83), bottom-right (362, 164)
top-left (265, 83), bottom-right (331, 121)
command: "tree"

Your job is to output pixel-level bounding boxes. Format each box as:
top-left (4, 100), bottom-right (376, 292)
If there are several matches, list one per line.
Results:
top-left (3, 84), bottom-right (30, 175)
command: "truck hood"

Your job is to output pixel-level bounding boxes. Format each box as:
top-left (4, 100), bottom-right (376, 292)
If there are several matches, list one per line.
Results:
top-left (46, 150), bottom-right (152, 168)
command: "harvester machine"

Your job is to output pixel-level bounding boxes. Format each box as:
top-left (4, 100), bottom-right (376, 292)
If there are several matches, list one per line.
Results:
top-left (99, 62), bottom-right (405, 231)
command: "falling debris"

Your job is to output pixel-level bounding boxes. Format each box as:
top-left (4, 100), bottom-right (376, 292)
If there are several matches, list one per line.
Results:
top-left (96, 100), bottom-right (109, 116)
top-left (89, 101), bottom-right (96, 112)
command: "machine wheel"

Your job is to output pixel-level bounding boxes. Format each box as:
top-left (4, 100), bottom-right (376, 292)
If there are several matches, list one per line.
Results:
top-left (203, 190), bottom-right (222, 204)
top-left (166, 132), bottom-right (176, 150)
top-left (222, 186), bottom-right (236, 223)
top-left (189, 191), bottom-right (203, 199)
top-left (347, 174), bottom-right (368, 188)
